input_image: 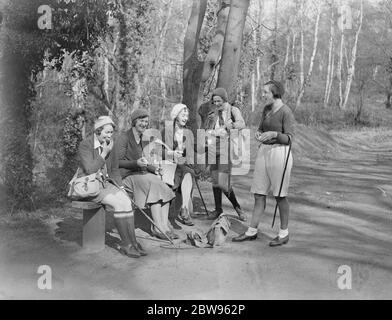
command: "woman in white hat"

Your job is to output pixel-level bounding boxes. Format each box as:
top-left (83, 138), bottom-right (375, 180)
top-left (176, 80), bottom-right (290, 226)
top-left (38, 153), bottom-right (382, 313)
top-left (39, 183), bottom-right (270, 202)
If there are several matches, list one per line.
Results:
top-left (77, 116), bottom-right (146, 258)
top-left (160, 103), bottom-right (195, 227)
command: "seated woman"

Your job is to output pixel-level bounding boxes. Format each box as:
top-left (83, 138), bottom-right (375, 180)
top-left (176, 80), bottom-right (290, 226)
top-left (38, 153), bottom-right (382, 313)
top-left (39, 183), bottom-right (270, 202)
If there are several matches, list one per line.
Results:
top-left (161, 103), bottom-right (195, 227)
top-left (116, 109), bottom-right (178, 240)
top-left (77, 116), bottom-right (146, 258)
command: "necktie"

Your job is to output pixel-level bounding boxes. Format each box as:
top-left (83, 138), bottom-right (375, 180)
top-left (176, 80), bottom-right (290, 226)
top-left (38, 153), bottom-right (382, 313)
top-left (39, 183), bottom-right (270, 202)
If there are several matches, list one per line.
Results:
top-left (98, 146), bottom-right (108, 178)
top-left (218, 110), bottom-right (224, 127)
top-left (139, 134), bottom-right (143, 150)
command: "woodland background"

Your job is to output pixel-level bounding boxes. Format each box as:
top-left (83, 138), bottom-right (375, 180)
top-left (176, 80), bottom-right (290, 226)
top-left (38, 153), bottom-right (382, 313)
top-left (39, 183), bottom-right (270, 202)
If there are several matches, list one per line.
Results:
top-left (1, 0), bottom-right (392, 213)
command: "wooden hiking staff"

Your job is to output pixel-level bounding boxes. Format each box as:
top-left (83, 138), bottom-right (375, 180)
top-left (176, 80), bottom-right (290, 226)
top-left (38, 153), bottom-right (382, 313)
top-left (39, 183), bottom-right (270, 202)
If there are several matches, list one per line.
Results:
top-left (271, 136), bottom-right (292, 228)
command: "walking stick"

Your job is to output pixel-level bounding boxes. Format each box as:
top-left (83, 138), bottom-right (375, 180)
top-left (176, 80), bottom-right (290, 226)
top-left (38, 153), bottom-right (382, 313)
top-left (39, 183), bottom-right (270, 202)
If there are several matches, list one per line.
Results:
top-left (106, 179), bottom-right (175, 245)
top-left (271, 136), bottom-right (292, 228)
top-left (227, 124), bottom-right (231, 196)
top-left (194, 176), bottom-right (209, 215)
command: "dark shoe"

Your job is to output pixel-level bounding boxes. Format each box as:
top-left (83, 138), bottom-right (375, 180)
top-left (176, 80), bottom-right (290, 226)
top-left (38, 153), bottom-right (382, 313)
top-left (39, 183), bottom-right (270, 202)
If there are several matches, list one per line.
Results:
top-left (232, 232), bottom-right (257, 242)
top-left (177, 208), bottom-right (194, 226)
top-left (269, 235), bottom-right (289, 247)
top-left (119, 245), bottom-right (141, 258)
top-left (136, 242), bottom-right (147, 256)
top-left (176, 216), bottom-right (194, 226)
top-left (235, 207), bottom-right (247, 222)
top-left (169, 218), bottom-right (182, 230)
top-left (207, 209), bottom-right (223, 220)
top-left (166, 230), bottom-right (179, 240)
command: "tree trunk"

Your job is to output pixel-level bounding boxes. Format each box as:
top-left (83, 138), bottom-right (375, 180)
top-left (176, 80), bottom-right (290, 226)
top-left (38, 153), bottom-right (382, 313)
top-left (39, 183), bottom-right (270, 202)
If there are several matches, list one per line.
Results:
top-left (295, 6), bottom-right (321, 110)
top-left (256, 0), bottom-right (263, 95)
top-left (355, 84), bottom-right (364, 122)
top-left (217, 0), bottom-right (251, 101)
top-left (198, 0), bottom-right (231, 106)
top-left (299, 0), bottom-right (304, 88)
top-left (292, 33), bottom-right (296, 64)
top-left (326, 48), bottom-right (335, 106)
top-left (251, 72), bottom-right (255, 111)
top-left (256, 56), bottom-right (261, 96)
top-left (386, 75), bottom-right (392, 108)
top-left (338, 26), bottom-right (344, 108)
top-left (342, 0), bottom-right (363, 110)
top-left (270, 0), bottom-right (279, 80)
top-left (160, 72), bottom-right (167, 123)
top-left (324, 3), bottom-right (334, 108)
top-left (182, 0), bottom-right (208, 133)
top-left (282, 32), bottom-right (290, 86)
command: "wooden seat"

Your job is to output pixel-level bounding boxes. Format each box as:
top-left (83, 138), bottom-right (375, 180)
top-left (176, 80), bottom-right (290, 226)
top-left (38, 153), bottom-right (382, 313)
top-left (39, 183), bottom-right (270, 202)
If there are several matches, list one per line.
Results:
top-left (71, 201), bottom-right (105, 253)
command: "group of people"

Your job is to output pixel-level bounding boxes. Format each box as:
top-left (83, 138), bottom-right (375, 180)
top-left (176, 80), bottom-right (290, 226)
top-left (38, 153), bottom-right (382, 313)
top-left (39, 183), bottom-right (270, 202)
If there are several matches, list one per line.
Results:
top-left (76, 82), bottom-right (295, 258)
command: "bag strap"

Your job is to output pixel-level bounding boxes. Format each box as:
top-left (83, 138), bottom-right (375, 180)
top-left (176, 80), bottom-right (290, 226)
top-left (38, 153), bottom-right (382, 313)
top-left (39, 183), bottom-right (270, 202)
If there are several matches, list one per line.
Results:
top-left (69, 167), bottom-right (80, 184)
top-left (69, 167), bottom-right (103, 184)
top-left (230, 106), bottom-right (245, 131)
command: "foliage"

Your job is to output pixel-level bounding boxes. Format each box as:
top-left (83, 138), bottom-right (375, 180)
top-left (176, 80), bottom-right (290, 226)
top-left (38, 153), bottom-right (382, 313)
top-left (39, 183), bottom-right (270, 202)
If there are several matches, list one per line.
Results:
top-left (0, 0), bottom-right (112, 211)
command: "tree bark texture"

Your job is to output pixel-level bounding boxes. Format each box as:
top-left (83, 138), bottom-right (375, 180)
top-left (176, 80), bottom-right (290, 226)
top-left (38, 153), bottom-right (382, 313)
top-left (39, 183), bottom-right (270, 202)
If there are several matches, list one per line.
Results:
top-left (217, 0), bottom-right (251, 101)
top-left (182, 0), bottom-right (208, 133)
top-left (295, 5), bottom-right (321, 110)
top-left (324, 3), bottom-right (334, 108)
top-left (342, 0), bottom-right (363, 110)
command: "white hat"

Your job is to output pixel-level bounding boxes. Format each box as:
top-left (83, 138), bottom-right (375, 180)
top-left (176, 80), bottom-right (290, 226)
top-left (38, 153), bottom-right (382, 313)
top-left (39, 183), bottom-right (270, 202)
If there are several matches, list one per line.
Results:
top-left (94, 116), bottom-right (115, 130)
top-left (170, 103), bottom-right (188, 121)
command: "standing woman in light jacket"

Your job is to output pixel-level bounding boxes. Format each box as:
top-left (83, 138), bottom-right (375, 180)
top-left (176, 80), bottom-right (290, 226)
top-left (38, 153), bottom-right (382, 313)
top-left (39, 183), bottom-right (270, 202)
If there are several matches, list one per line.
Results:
top-left (233, 80), bottom-right (295, 246)
top-left (204, 87), bottom-right (247, 222)
top-left (77, 116), bottom-right (146, 258)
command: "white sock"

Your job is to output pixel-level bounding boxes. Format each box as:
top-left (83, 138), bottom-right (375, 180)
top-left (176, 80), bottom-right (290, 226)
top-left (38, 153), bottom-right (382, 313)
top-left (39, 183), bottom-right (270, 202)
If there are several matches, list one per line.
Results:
top-left (278, 228), bottom-right (289, 238)
top-left (245, 227), bottom-right (257, 236)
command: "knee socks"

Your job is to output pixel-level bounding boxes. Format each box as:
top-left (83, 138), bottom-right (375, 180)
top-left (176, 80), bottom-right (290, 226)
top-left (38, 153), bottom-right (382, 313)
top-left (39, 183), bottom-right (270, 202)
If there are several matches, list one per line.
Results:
top-left (223, 188), bottom-right (241, 210)
top-left (113, 211), bottom-right (133, 247)
top-left (212, 186), bottom-right (223, 213)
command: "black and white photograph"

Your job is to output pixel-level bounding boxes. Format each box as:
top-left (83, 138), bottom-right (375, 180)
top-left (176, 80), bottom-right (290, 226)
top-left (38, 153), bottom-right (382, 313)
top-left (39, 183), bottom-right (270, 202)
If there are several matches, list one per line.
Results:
top-left (0, 0), bottom-right (391, 305)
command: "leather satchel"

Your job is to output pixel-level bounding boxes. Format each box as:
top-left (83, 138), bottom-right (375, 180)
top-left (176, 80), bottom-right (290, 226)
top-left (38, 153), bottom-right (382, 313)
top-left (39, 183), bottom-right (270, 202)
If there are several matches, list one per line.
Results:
top-left (206, 214), bottom-right (231, 247)
top-left (67, 168), bottom-right (102, 200)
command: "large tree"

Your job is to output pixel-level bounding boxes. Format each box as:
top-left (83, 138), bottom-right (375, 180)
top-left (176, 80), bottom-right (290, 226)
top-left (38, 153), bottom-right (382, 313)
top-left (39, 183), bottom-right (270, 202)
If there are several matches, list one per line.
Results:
top-left (217, 0), bottom-right (250, 100)
top-left (0, 0), bottom-right (110, 211)
top-left (182, 0), bottom-right (208, 133)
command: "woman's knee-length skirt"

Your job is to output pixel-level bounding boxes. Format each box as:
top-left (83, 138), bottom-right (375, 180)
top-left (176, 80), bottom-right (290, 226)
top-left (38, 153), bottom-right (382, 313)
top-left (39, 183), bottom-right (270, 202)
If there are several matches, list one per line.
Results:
top-left (172, 164), bottom-right (195, 191)
top-left (122, 173), bottom-right (175, 209)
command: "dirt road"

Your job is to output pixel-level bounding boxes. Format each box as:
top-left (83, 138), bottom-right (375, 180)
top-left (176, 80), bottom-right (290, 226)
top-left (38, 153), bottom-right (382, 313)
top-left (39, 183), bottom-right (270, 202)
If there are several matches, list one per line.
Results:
top-left (0, 127), bottom-right (391, 299)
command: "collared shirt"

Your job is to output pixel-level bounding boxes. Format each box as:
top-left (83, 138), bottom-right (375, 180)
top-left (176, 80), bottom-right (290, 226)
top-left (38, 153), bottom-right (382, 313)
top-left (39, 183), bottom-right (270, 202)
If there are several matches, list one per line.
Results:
top-left (93, 134), bottom-right (108, 178)
top-left (214, 104), bottom-right (230, 129)
top-left (132, 127), bottom-right (144, 148)
top-left (94, 134), bottom-right (102, 152)
top-left (215, 108), bottom-right (228, 129)
top-left (174, 128), bottom-right (184, 151)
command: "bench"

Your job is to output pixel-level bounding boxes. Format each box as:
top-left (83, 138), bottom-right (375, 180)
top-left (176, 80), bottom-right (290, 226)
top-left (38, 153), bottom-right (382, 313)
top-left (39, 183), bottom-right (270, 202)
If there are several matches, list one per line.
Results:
top-left (71, 201), bottom-right (106, 253)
